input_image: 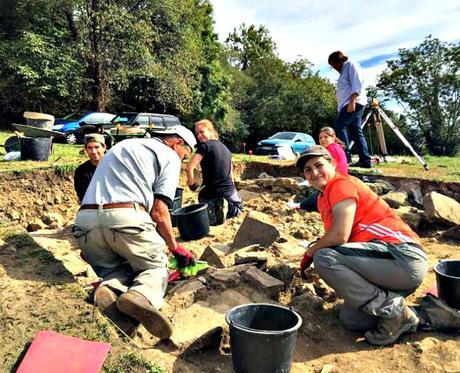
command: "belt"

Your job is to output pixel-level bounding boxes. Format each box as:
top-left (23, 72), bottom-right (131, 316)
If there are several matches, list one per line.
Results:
top-left (79, 202), bottom-right (147, 212)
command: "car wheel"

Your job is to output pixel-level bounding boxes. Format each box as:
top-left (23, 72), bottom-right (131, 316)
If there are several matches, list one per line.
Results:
top-left (65, 133), bottom-right (78, 144)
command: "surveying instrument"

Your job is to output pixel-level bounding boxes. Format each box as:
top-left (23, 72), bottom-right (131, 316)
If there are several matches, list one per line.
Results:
top-left (353, 99), bottom-right (428, 171)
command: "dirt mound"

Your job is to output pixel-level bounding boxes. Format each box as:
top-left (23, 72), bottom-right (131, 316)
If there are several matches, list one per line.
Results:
top-left (0, 167), bottom-right (459, 372)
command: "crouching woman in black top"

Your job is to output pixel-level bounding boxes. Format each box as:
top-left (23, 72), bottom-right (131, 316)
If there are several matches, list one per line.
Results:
top-left (186, 119), bottom-right (243, 225)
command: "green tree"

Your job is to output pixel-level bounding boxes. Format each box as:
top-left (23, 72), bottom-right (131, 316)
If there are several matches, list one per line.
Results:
top-left (0, 0), bottom-right (86, 116)
top-left (377, 36), bottom-right (460, 155)
top-left (225, 25), bottom-right (336, 149)
top-left (225, 24), bottom-right (277, 71)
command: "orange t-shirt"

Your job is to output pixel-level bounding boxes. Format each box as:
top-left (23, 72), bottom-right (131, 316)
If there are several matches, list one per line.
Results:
top-left (317, 173), bottom-right (421, 245)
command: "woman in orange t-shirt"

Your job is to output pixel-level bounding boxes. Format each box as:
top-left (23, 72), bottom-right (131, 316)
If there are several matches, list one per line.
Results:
top-left (296, 145), bottom-right (427, 346)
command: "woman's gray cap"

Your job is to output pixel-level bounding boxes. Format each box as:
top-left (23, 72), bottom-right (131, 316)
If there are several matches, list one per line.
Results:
top-left (296, 145), bottom-right (332, 170)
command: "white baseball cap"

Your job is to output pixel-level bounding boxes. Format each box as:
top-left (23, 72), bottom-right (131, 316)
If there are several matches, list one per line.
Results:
top-left (151, 125), bottom-right (197, 149)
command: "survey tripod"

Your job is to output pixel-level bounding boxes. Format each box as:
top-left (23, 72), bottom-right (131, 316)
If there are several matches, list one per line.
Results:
top-left (351, 99), bottom-right (428, 170)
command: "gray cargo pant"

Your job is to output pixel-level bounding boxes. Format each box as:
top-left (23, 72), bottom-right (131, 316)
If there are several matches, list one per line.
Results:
top-left (74, 206), bottom-right (168, 309)
top-left (313, 240), bottom-right (427, 331)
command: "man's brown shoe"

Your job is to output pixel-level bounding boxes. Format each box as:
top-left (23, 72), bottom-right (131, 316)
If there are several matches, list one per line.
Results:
top-left (117, 290), bottom-right (173, 340)
top-left (94, 286), bottom-right (139, 337)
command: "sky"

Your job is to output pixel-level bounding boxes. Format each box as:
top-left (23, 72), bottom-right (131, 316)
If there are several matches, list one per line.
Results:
top-left (210, 0), bottom-right (460, 109)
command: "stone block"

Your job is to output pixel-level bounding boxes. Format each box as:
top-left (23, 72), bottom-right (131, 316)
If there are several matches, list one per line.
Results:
top-left (424, 191), bottom-right (460, 227)
top-left (199, 245), bottom-right (227, 268)
top-left (395, 206), bottom-right (422, 230)
top-left (231, 211), bottom-right (280, 251)
top-left (382, 191), bottom-right (409, 208)
top-left (268, 263), bottom-right (296, 285)
top-left (238, 189), bottom-right (260, 201)
top-left (167, 279), bottom-right (207, 309)
top-left (442, 224), bottom-right (460, 241)
top-left (241, 266), bottom-right (284, 298)
top-left (170, 302), bottom-right (225, 351)
top-left (234, 247), bottom-right (268, 265)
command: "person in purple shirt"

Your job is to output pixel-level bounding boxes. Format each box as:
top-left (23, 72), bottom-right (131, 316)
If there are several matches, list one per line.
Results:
top-left (328, 51), bottom-right (371, 168)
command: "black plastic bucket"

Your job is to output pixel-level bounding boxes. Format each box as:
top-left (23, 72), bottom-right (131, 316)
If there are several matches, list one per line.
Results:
top-left (169, 188), bottom-right (184, 227)
top-left (174, 187), bottom-right (184, 208)
top-left (225, 303), bottom-right (302, 373)
top-left (171, 203), bottom-right (209, 241)
top-left (20, 137), bottom-right (52, 161)
top-left (434, 259), bottom-right (460, 309)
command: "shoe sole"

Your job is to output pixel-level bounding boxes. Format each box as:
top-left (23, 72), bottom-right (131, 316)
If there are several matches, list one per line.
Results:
top-left (94, 286), bottom-right (139, 338)
top-left (117, 292), bottom-right (173, 340)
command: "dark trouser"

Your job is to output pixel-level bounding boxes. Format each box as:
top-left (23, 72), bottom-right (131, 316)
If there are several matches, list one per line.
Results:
top-left (333, 104), bottom-right (371, 164)
top-left (199, 190), bottom-right (243, 226)
top-left (300, 190), bottom-right (319, 212)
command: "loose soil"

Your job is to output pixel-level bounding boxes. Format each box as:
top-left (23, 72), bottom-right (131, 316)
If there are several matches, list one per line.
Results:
top-left (0, 164), bottom-right (459, 372)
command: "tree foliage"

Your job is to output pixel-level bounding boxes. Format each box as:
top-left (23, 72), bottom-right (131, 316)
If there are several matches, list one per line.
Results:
top-left (377, 36), bottom-right (460, 156)
top-left (225, 25), bottom-right (336, 149)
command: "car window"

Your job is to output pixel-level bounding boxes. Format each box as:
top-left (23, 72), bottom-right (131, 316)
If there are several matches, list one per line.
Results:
top-left (136, 115), bottom-right (149, 126)
top-left (83, 113), bottom-right (100, 124)
top-left (63, 112), bottom-right (86, 121)
top-left (101, 113), bottom-right (115, 123)
top-left (150, 116), bottom-right (164, 126)
top-left (163, 116), bottom-right (180, 127)
top-left (270, 132), bottom-right (296, 140)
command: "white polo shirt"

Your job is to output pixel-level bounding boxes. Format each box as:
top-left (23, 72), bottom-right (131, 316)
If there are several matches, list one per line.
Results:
top-left (82, 138), bottom-right (180, 212)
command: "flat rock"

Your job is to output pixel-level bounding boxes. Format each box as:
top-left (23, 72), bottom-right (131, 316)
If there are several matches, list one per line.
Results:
top-left (397, 181), bottom-right (424, 206)
top-left (167, 279), bottom-right (207, 309)
top-left (423, 191), bottom-right (460, 227)
top-left (238, 189), bottom-right (260, 201)
top-left (231, 211), bottom-right (280, 251)
top-left (442, 224), bottom-right (460, 241)
top-left (234, 247), bottom-right (268, 264)
top-left (241, 266), bottom-right (284, 299)
top-left (199, 245), bottom-right (227, 268)
top-left (395, 206), bottom-right (422, 229)
top-left (170, 302), bottom-right (225, 351)
top-left (268, 263), bottom-right (296, 285)
top-left (382, 191), bottom-right (409, 208)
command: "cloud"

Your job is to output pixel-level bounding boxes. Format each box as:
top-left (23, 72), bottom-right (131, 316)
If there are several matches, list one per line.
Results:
top-left (359, 53), bottom-right (398, 69)
top-left (210, 0), bottom-right (460, 98)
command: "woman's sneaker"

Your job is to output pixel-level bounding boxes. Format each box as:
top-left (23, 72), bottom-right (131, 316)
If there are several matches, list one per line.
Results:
top-left (365, 304), bottom-right (419, 345)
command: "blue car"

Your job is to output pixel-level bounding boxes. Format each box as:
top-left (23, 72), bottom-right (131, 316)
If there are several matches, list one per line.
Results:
top-left (256, 131), bottom-right (316, 155)
top-left (52, 111), bottom-right (115, 144)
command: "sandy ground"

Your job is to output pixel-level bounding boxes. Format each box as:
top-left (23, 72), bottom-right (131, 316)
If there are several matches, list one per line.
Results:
top-left (0, 167), bottom-right (459, 372)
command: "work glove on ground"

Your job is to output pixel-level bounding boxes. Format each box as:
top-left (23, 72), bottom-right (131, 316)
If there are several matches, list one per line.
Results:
top-left (287, 201), bottom-right (301, 210)
top-left (300, 252), bottom-right (313, 279)
top-left (170, 245), bottom-right (195, 268)
top-left (188, 183), bottom-right (199, 192)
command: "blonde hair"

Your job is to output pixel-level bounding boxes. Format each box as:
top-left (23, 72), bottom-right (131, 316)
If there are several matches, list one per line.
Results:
top-left (319, 126), bottom-right (345, 147)
top-left (194, 119), bottom-right (219, 140)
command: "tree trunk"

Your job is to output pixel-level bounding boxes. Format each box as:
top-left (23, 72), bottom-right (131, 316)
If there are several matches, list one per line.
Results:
top-left (89, 0), bottom-right (107, 111)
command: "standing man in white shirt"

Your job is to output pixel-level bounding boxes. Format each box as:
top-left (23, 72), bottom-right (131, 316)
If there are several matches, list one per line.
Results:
top-left (328, 51), bottom-right (372, 168)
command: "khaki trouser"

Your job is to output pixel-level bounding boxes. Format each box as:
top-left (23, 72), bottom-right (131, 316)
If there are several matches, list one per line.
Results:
top-left (74, 206), bottom-right (168, 309)
top-left (313, 240), bottom-right (427, 329)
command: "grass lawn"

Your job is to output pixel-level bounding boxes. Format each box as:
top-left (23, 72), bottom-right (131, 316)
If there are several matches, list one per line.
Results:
top-left (0, 130), bottom-right (85, 173)
top-left (1, 130), bottom-right (459, 182)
